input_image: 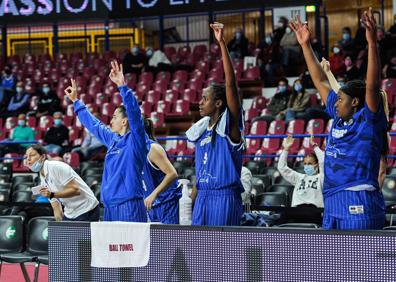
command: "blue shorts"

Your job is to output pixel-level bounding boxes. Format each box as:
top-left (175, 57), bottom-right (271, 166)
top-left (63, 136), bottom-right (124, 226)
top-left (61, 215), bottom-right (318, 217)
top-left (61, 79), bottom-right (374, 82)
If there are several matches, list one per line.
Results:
top-left (149, 198), bottom-right (179, 224)
top-left (64, 205), bottom-right (100, 222)
top-left (192, 188), bottom-right (243, 226)
top-left (104, 198), bottom-right (147, 222)
top-left (322, 190), bottom-right (385, 230)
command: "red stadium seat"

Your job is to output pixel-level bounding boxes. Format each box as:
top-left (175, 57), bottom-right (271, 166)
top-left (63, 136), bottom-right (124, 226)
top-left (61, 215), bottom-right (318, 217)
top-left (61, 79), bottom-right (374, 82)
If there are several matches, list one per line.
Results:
top-left (38, 116), bottom-right (53, 131)
top-left (250, 120), bottom-right (267, 135)
top-left (168, 100), bottom-right (190, 116)
top-left (242, 66), bottom-right (260, 80)
top-left (63, 152), bottom-right (80, 169)
top-left (244, 109), bottom-right (259, 123)
top-left (155, 71), bottom-right (171, 84)
top-left (102, 103), bottom-right (116, 116)
top-left (145, 90), bottom-right (161, 104)
top-left (125, 73), bottom-right (137, 90)
top-left (164, 47), bottom-right (176, 60)
top-left (173, 70), bottom-right (189, 84)
top-left (135, 82), bottom-right (150, 99)
top-left (246, 138), bottom-right (262, 155)
top-left (112, 95), bottom-right (122, 106)
top-left (155, 101), bottom-right (172, 114)
top-left (182, 89), bottom-right (198, 104)
top-left (27, 116), bottom-right (37, 128)
top-left (152, 80), bottom-right (168, 94)
top-left (68, 126), bottom-right (81, 140)
top-left (382, 79), bottom-right (396, 104)
top-left (164, 90), bottom-right (179, 103)
top-left (95, 93), bottom-right (110, 105)
top-left (251, 96), bottom-right (268, 110)
top-left (196, 61), bottom-right (210, 74)
top-left (138, 72), bottom-right (154, 85)
top-left (140, 101), bottom-right (153, 116)
top-left (150, 112), bottom-right (165, 128)
top-left (169, 80), bottom-right (186, 94)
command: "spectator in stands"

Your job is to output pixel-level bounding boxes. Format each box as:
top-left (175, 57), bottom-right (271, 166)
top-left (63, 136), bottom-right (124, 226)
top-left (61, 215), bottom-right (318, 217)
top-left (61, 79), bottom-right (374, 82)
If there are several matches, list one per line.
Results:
top-left (145, 47), bottom-right (172, 73)
top-left (227, 27), bottom-right (249, 59)
top-left (344, 56), bottom-right (362, 81)
top-left (329, 44), bottom-right (346, 77)
top-left (281, 79), bottom-right (310, 123)
top-left (142, 117), bottom-right (181, 224)
top-left (273, 16), bottom-right (288, 43)
top-left (65, 61), bottom-right (149, 222)
top-left (338, 27), bottom-right (356, 59)
top-left (24, 144), bottom-right (99, 221)
top-left (186, 22), bottom-right (244, 226)
top-left (2, 81), bottom-right (30, 117)
top-left (72, 112), bottom-right (105, 161)
top-left (290, 8), bottom-right (387, 229)
top-left (44, 112), bottom-right (69, 155)
top-left (382, 56), bottom-right (396, 78)
top-left (0, 113), bottom-right (35, 157)
top-left (280, 25), bottom-right (300, 66)
top-left (354, 21), bottom-right (368, 53)
top-left (258, 33), bottom-right (283, 81)
top-left (122, 46), bottom-right (147, 75)
top-left (278, 135), bottom-right (324, 224)
top-left (0, 66), bottom-right (16, 108)
top-left (36, 82), bottom-right (61, 117)
top-left (254, 78), bottom-right (291, 122)
top-left (376, 26), bottom-right (393, 67)
top-left (241, 166), bottom-right (253, 209)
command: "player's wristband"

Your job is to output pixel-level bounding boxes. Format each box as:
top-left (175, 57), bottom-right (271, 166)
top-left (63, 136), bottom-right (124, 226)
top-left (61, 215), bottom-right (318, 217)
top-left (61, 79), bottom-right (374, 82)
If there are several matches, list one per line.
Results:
top-left (49, 192), bottom-right (55, 199)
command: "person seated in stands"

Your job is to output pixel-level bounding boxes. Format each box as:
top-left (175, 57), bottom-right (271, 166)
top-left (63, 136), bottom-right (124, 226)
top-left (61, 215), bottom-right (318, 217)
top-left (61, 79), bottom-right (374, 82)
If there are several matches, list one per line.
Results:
top-left (258, 33), bottom-right (283, 81)
top-left (376, 26), bottom-right (393, 67)
top-left (280, 79), bottom-right (310, 123)
top-left (0, 66), bottom-right (16, 109)
top-left (272, 16), bottom-right (288, 43)
top-left (338, 27), bottom-right (356, 59)
top-left (72, 111), bottom-right (105, 161)
top-left (344, 56), bottom-right (362, 81)
top-left (382, 56), bottom-right (396, 79)
top-left (227, 27), bottom-right (249, 59)
top-left (145, 46), bottom-right (172, 73)
top-left (2, 81), bottom-right (30, 117)
top-left (36, 82), bottom-right (61, 117)
top-left (253, 78), bottom-right (291, 122)
top-left (278, 135), bottom-right (324, 224)
top-left (329, 44), bottom-right (346, 77)
top-left (280, 25), bottom-right (300, 67)
top-left (44, 111), bottom-right (69, 155)
top-left (122, 46), bottom-right (147, 75)
top-left (0, 113), bottom-right (35, 157)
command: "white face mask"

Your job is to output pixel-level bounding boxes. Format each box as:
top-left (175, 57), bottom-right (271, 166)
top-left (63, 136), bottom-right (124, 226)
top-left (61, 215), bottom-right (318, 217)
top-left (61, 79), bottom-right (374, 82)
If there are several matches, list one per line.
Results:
top-left (30, 159), bottom-right (44, 172)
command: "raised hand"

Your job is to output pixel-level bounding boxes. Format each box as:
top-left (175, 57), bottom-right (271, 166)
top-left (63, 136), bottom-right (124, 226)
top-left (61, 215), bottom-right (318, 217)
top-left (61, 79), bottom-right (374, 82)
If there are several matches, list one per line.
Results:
top-left (64, 78), bottom-right (78, 102)
top-left (283, 134), bottom-right (294, 150)
top-left (320, 57), bottom-right (330, 73)
top-left (210, 22), bottom-right (225, 43)
top-left (109, 60), bottom-right (125, 87)
top-left (310, 135), bottom-right (318, 148)
top-left (289, 15), bottom-right (311, 46)
top-left (361, 7), bottom-right (377, 45)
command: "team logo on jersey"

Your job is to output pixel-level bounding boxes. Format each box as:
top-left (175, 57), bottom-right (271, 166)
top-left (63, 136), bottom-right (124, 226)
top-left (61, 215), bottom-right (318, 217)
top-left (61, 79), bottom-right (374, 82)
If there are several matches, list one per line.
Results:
top-left (200, 136), bottom-right (212, 146)
top-left (332, 128), bottom-right (348, 138)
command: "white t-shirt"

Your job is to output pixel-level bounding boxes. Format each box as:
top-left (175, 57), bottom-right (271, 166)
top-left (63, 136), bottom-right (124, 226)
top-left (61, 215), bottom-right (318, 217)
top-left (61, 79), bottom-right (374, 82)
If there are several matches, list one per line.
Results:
top-left (277, 147), bottom-right (324, 208)
top-left (241, 166), bottom-right (253, 205)
top-left (41, 160), bottom-right (99, 219)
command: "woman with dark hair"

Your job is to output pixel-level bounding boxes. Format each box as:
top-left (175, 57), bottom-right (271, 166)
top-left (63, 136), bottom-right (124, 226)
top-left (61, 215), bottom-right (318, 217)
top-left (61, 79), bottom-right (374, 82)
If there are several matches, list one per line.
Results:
top-left (142, 117), bottom-right (181, 223)
top-left (24, 144), bottom-right (99, 221)
top-left (290, 8), bottom-right (388, 230)
top-left (186, 22), bottom-right (244, 226)
top-left (282, 79), bottom-right (310, 122)
top-left (64, 61), bottom-right (149, 222)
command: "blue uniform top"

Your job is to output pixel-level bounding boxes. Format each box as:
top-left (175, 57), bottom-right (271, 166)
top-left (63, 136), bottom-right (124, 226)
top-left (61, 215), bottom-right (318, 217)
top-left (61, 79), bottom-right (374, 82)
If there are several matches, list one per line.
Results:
top-left (74, 85), bottom-right (149, 207)
top-left (324, 90), bottom-right (387, 197)
top-left (142, 139), bottom-right (181, 206)
top-left (186, 109), bottom-right (244, 192)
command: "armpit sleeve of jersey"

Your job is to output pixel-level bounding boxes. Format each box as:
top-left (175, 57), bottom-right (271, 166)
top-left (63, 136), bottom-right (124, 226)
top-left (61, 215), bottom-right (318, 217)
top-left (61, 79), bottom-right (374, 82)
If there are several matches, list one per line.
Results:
top-left (219, 108), bottom-right (244, 148)
top-left (314, 146), bottom-right (325, 184)
top-left (277, 150), bottom-right (301, 186)
top-left (74, 100), bottom-right (114, 147)
top-left (363, 101), bottom-right (387, 126)
top-left (325, 90), bottom-right (337, 119)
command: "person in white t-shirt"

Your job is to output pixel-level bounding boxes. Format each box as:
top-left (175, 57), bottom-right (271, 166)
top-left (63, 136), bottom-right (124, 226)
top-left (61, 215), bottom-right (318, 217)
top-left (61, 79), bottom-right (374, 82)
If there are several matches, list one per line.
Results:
top-left (24, 144), bottom-right (99, 221)
top-left (277, 135), bottom-right (324, 224)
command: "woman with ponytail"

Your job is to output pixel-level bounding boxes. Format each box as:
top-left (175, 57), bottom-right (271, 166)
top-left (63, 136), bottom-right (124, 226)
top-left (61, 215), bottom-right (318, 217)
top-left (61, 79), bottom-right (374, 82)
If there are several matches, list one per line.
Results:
top-left (186, 22), bottom-right (244, 226)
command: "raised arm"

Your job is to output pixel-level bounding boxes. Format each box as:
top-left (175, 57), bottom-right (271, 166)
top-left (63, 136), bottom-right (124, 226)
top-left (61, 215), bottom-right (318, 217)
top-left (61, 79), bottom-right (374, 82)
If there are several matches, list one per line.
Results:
top-left (289, 16), bottom-right (331, 104)
top-left (144, 143), bottom-right (178, 210)
top-left (320, 58), bottom-right (341, 93)
top-left (277, 135), bottom-right (301, 185)
top-left (362, 7), bottom-right (381, 113)
top-left (65, 79), bottom-right (114, 147)
top-left (210, 22), bottom-right (241, 143)
top-left (109, 61), bottom-right (146, 138)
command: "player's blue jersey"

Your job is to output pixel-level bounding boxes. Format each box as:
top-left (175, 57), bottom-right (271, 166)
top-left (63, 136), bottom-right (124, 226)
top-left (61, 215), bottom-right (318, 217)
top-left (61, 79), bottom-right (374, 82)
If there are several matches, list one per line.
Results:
top-left (324, 90), bottom-right (387, 197)
top-left (142, 139), bottom-right (181, 206)
top-left (186, 109), bottom-right (244, 193)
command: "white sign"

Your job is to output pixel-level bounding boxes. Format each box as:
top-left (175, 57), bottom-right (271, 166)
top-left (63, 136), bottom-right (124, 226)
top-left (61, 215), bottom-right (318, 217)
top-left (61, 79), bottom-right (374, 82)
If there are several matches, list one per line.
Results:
top-left (273, 6), bottom-right (306, 27)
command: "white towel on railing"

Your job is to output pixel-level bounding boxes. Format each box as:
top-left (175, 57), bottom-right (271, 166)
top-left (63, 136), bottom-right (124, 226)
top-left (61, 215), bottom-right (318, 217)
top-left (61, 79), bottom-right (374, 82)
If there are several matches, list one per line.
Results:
top-left (90, 222), bottom-right (150, 268)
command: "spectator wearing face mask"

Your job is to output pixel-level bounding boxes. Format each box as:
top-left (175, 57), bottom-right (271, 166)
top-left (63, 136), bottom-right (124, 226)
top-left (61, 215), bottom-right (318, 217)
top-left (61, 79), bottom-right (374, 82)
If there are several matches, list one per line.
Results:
top-left (329, 44), bottom-right (345, 77)
top-left (344, 56), bottom-right (362, 81)
top-left (278, 135), bottom-right (324, 224)
top-left (227, 27), bottom-right (249, 59)
top-left (0, 66), bottom-right (16, 108)
top-left (44, 112), bottom-right (69, 155)
top-left (145, 47), bottom-right (172, 73)
top-left (2, 81), bottom-right (30, 118)
top-left (281, 79), bottom-right (310, 123)
top-left (254, 78), bottom-right (291, 122)
top-left (280, 26), bottom-right (300, 66)
top-left (338, 27), bottom-right (356, 59)
top-left (36, 83), bottom-right (61, 117)
top-left (258, 33), bottom-right (282, 81)
top-left (122, 46), bottom-right (147, 75)
top-left (0, 113), bottom-right (36, 157)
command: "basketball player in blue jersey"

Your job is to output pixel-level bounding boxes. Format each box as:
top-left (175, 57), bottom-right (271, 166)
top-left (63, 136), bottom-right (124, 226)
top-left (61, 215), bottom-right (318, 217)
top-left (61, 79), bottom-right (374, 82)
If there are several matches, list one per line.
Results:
top-left (142, 117), bottom-right (182, 224)
top-left (290, 8), bottom-right (388, 230)
top-left (64, 61), bottom-right (149, 222)
top-left (186, 22), bottom-right (244, 226)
